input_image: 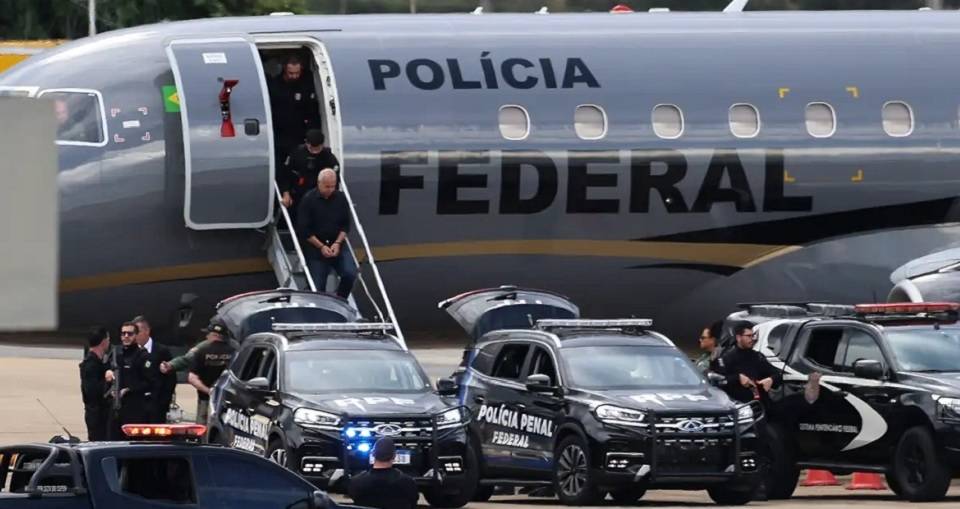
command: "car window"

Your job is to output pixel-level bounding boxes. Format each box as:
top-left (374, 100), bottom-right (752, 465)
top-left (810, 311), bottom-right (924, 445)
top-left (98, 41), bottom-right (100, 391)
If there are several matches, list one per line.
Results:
top-left (240, 347), bottom-right (268, 381)
top-left (115, 457), bottom-right (196, 504)
top-left (839, 329), bottom-right (884, 372)
top-left (563, 345), bottom-right (702, 389)
top-left (260, 350), bottom-right (278, 389)
top-left (206, 453), bottom-right (312, 509)
top-left (471, 342), bottom-right (500, 376)
top-left (526, 346), bottom-right (558, 386)
top-left (491, 343), bottom-right (530, 380)
top-left (285, 350), bottom-right (430, 393)
top-left (802, 328), bottom-right (843, 371)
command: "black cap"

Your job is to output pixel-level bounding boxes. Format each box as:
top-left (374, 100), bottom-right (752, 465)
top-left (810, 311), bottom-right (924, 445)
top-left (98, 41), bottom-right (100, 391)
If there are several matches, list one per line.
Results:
top-left (305, 129), bottom-right (325, 146)
top-left (202, 318), bottom-right (228, 337)
top-left (372, 437), bottom-right (396, 462)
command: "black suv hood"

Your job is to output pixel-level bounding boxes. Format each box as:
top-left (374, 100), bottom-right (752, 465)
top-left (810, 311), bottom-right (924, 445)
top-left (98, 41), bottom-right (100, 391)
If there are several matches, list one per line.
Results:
top-left (576, 385), bottom-right (738, 413)
top-left (898, 372), bottom-right (960, 397)
top-left (287, 391), bottom-right (452, 417)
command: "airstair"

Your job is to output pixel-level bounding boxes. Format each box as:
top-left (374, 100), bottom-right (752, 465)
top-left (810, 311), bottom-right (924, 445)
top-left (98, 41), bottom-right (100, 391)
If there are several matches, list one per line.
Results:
top-left (265, 180), bottom-right (405, 347)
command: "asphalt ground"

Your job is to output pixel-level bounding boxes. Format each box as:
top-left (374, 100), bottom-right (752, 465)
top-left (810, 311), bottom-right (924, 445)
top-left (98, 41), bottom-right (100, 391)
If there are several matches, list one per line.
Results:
top-left (1, 343), bottom-right (958, 507)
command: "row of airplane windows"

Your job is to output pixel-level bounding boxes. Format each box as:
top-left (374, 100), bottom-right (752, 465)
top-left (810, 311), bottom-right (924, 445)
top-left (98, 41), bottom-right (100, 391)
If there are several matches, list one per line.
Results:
top-left (498, 101), bottom-right (916, 141)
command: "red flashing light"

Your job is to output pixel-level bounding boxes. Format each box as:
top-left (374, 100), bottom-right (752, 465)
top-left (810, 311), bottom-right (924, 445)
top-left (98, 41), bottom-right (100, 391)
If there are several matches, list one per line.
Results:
top-left (854, 302), bottom-right (960, 315)
top-left (122, 424), bottom-right (207, 439)
top-left (610, 4), bottom-right (634, 13)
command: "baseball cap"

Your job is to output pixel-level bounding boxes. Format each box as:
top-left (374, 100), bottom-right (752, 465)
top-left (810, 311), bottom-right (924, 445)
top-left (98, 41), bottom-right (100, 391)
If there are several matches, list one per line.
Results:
top-left (305, 129), bottom-right (325, 146)
top-left (372, 437), bottom-right (396, 462)
top-left (202, 318), bottom-right (228, 337)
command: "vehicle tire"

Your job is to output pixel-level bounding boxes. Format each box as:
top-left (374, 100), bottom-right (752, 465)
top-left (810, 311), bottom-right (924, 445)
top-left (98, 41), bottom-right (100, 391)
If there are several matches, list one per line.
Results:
top-left (707, 485), bottom-right (754, 506)
top-left (760, 423), bottom-right (800, 500)
top-left (472, 485), bottom-right (495, 502)
top-left (424, 446), bottom-right (479, 508)
top-left (553, 435), bottom-right (601, 506)
top-left (885, 472), bottom-right (904, 498)
top-left (609, 486), bottom-right (646, 505)
top-left (266, 437), bottom-right (289, 469)
top-left (890, 426), bottom-right (951, 502)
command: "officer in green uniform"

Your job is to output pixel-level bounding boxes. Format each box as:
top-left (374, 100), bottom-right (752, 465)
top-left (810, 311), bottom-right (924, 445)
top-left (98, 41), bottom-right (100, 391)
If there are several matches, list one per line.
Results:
top-left (160, 318), bottom-right (235, 424)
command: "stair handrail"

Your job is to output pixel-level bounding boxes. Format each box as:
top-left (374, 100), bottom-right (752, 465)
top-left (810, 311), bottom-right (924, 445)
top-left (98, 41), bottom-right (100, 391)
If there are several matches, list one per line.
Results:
top-left (343, 238), bottom-right (385, 323)
top-left (274, 183), bottom-right (317, 292)
top-left (338, 179), bottom-right (406, 349)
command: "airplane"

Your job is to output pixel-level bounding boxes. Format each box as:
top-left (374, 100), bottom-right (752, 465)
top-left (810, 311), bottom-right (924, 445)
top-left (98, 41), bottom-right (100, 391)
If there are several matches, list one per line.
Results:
top-left (2, 6), bottom-right (959, 348)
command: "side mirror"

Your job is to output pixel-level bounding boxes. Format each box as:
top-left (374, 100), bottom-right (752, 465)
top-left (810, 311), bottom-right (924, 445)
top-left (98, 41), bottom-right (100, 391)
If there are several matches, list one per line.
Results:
top-left (525, 374), bottom-right (556, 394)
top-left (707, 372), bottom-right (727, 387)
top-left (307, 490), bottom-right (332, 509)
top-left (436, 377), bottom-right (458, 396)
top-left (247, 376), bottom-right (273, 392)
top-left (853, 359), bottom-right (885, 380)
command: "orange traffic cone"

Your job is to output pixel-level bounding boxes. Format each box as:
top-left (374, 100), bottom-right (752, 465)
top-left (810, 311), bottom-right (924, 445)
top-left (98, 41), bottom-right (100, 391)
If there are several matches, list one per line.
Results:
top-left (846, 472), bottom-right (886, 490)
top-left (800, 469), bottom-right (840, 486)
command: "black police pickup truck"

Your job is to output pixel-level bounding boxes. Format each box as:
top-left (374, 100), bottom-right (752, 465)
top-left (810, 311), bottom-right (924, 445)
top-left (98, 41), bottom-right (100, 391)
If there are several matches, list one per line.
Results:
top-left (441, 286), bottom-right (763, 506)
top-left (731, 301), bottom-right (960, 502)
top-left (207, 294), bottom-right (474, 509)
top-left (0, 424), bottom-right (344, 509)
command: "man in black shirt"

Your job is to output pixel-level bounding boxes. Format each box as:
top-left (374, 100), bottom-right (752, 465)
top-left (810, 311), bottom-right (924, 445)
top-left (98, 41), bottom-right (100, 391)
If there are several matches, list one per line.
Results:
top-left (186, 319), bottom-right (235, 425)
top-left (349, 438), bottom-right (419, 509)
top-left (279, 129), bottom-right (340, 211)
top-left (106, 322), bottom-right (156, 439)
top-left (717, 321), bottom-right (780, 404)
top-left (132, 315), bottom-right (177, 423)
top-left (270, 54), bottom-right (322, 164)
top-left (296, 168), bottom-right (357, 298)
top-left (79, 327), bottom-right (111, 441)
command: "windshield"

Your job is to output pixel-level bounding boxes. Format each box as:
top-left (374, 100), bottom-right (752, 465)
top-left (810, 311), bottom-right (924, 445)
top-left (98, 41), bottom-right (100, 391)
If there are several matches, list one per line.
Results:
top-left (285, 350), bottom-right (430, 393)
top-left (886, 327), bottom-right (960, 372)
top-left (562, 345), bottom-right (704, 390)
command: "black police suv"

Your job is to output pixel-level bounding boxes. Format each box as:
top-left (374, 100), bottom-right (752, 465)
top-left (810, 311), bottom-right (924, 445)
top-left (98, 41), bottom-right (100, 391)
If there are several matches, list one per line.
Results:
top-left (736, 301), bottom-right (960, 501)
top-left (0, 424), bottom-right (340, 509)
top-left (207, 321), bottom-right (475, 508)
top-left (441, 286), bottom-right (763, 506)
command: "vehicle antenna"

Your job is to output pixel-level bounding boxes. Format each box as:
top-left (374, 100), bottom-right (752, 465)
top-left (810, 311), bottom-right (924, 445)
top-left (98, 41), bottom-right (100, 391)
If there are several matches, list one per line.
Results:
top-left (36, 398), bottom-right (79, 441)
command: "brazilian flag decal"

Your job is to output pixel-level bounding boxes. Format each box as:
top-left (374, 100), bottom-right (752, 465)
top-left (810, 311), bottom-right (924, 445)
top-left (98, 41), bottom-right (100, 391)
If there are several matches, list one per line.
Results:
top-left (162, 85), bottom-right (180, 113)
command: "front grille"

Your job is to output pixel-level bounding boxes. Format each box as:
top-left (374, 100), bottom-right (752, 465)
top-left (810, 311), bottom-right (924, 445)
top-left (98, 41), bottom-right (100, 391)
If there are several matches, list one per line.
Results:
top-left (343, 416), bottom-right (435, 445)
top-left (653, 414), bottom-right (734, 434)
top-left (654, 440), bottom-right (732, 473)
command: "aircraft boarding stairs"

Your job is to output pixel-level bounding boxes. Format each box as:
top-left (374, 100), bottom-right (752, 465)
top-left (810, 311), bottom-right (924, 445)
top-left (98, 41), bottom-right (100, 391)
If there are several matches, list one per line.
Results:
top-left (265, 181), bottom-right (405, 346)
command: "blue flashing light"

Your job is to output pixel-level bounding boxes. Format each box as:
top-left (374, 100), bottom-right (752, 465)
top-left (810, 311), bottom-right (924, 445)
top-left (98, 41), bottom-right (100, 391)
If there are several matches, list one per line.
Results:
top-left (357, 442), bottom-right (371, 453)
top-left (360, 429), bottom-right (372, 438)
top-left (346, 428), bottom-right (357, 438)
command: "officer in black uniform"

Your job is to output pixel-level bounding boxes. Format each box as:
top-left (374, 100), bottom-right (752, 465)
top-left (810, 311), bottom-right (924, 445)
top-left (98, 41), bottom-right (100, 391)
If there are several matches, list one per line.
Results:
top-left (270, 54), bottom-right (322, 165)
top-left (79, 326), bottom-right (111, 441)
top-left (278, 128), bottom-right (340, 211)
top-left (186, 318), bottom-right (236, 424)
top-left (716, 321), bottom-right (780, 405)
top-left (106, 321), bottom-right (156, 438)
top-left (349, 437), bottom-right (419, 509)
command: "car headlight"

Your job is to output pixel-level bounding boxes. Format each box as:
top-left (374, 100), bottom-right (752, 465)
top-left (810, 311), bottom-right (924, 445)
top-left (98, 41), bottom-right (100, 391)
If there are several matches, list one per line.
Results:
top-left (436, 407), bottom-right (468, 429)
top-left (936, 396), bottom-right (960, 420)
top-left (737, 404), bottom-right (754, 423)
top-left (294, 408), bottom-right (341, 430)
top-left (595, 405), bottom-right (646, 427)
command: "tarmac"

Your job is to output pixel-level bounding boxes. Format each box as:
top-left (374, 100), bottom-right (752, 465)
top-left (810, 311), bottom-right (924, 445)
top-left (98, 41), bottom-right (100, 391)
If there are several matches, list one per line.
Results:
top-left (1, 342), bottom-right (958, 507)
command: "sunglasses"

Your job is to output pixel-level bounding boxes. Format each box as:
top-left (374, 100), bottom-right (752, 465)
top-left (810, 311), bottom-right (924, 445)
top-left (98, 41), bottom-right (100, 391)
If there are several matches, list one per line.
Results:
top-left (120, 331), bottom-right (136, 336)
top-left (699, 335), bottom-right (713, 340)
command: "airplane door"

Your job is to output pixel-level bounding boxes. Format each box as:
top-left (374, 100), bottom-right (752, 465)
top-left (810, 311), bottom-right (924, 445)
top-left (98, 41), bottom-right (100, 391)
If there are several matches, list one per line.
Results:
top-left (165, 37), bottom-right (274, 230)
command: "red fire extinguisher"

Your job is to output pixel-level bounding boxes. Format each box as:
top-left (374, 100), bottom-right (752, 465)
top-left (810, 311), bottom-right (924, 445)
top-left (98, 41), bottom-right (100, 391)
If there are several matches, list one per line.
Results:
top-left (219, 79), bottom-right (239, 137)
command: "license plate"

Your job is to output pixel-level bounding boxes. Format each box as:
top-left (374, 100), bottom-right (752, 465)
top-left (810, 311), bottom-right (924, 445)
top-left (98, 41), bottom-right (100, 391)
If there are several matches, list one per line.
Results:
top-left (370, 450), bottom-right (411, 465)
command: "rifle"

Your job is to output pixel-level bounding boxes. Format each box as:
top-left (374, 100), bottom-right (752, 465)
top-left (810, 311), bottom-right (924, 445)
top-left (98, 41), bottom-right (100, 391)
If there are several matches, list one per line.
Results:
top-left (110, 344), bottom-right (122, 415)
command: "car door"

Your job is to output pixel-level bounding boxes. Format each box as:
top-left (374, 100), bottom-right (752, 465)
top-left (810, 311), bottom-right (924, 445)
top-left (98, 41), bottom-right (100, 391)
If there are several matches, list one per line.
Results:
top-left (473, 340), bottom-right (533, 478)
top-left (204, 450), bottom-right (315, 509)
top-left (94, 449), bottom-right (213, 508)
top-left (784, 324), bottom-right (851, 458)
top-left (220, 345), bottom-right (271, 455)
top-left (516, 343), bottom-right (564, 476)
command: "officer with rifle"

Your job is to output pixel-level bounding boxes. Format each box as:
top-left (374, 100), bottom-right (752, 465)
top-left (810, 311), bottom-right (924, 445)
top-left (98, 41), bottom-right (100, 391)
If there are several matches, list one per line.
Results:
top-left (105, 321), bottom-right (155, 439)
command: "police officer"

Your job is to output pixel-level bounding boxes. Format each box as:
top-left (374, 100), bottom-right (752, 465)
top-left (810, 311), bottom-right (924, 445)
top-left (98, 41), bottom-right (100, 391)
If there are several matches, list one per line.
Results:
top-left (279, 128), bottom-right (340, 210)
top-left (161, 318), bottom-right (235, 424)
top-left (106, 321), bottom-right (155, 438)
top-left (79, 326), bottom-right (111, 441)
top-left (270, 54), bottom-right (322, 165)
top-left (716, 321), bottom-right (780, 404)
top-left (694, 321), bottom-right (723, 374)
top-left (349, 437), bottom-right (419, 509)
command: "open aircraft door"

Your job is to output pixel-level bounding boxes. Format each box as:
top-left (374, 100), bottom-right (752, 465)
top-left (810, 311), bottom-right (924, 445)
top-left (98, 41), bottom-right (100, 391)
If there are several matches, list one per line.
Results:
top-left (439, 285), bottom-right (580, 340)
top-left (166, 37), bottom-right (274, 230)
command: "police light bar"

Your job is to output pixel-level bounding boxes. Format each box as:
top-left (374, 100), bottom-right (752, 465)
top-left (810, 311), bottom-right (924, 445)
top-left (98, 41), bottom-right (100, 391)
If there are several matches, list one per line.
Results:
top-left (855, 302), bottom-right (960, 315)
top-left (122, 424), bottom-right (207, 439)
top-left (271, 322), bottom-right (396, 333)
top-left (536, 319), bottom-right (653, 329)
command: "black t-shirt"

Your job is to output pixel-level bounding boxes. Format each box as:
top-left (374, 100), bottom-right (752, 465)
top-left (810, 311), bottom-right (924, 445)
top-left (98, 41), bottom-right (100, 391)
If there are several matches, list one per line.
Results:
top-left (348, 468), bottom-right (419, 509)
top-left (79, 352), bottom-right (108, 408)
top-left (279, 145), bottom-right (340, 194)
top-left (717, 346), bottom-right (781, 403)
top-left (189, 340), bottom-right (235, 389)
top-left (269, 76), bottom-right (321, 142)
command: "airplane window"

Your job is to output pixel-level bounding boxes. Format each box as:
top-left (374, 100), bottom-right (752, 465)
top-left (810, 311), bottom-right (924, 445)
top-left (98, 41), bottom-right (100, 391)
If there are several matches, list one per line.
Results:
top-left (652, 104), bottom-right (683, 139)
top-left (498, 105), bottom-right (530, 141)
top-left (882, 101), bottom-right (913, 137)
top-left (729, 104), bottom-right (760, 138)
top-left (38, 89), bottom-right (105, 145)
top-left (574, 104), bottom-right (607, 140)
top-left (805, 102), bottom-right (836, 138)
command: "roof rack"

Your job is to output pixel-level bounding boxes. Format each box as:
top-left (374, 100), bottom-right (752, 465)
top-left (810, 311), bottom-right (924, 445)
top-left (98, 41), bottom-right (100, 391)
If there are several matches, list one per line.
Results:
top-left (536, 319), bottom-right (653, 330)
top-left (271, 322), bottom-right (396, 333)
